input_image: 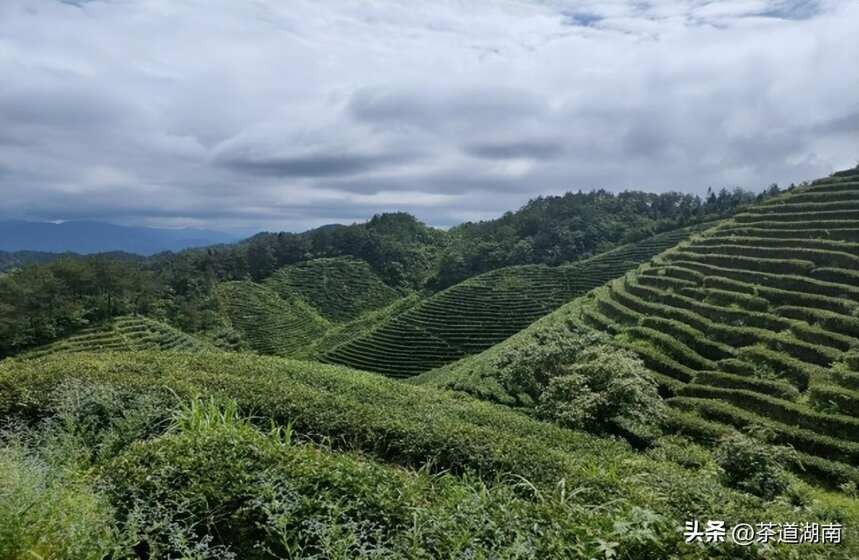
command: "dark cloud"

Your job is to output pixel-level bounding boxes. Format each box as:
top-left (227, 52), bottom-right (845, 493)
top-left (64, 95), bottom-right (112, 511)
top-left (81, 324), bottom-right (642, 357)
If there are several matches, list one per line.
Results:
top-left (463, 139), bottom-right (565, 160)
top-left (218, 151), bottom-right (418, 178)
top-left (561, 12), bottom-right (602, 27)
top-left (758, 0), bottom-right (821, 20)
top-left (810, 111), bottom-right (859, 136)
top-left (0, 82), bottom-right (127, 129)
top-left (348, 86), bottom-right (550, 130)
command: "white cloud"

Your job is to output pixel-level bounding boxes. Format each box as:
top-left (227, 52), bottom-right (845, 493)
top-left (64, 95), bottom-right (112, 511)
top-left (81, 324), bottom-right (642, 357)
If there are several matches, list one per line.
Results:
top-left (0, 0), bottom-right (855, 233)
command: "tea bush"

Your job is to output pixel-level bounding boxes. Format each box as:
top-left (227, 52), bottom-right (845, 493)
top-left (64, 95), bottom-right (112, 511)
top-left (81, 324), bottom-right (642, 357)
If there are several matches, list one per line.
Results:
top-left (714, 431), bottom-right (791, 500)
top-left (537, 345), bottom-right (665, 436)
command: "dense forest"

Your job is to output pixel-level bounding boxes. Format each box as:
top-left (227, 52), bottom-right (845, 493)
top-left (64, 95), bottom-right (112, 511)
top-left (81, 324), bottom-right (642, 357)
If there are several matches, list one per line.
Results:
top-left (0, 186), bottom-right (774, 357)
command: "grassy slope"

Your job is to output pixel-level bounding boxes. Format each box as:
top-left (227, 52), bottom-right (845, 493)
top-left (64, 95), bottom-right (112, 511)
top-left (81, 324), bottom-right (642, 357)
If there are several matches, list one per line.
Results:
top-left (421, 172), bottom-right (859, 488)
top-left (322, 225), bottom-right (707, 378)
top-left (1, 350), bottom-right (856, 558)
top-left (264, 256), bottom-right (402, 322)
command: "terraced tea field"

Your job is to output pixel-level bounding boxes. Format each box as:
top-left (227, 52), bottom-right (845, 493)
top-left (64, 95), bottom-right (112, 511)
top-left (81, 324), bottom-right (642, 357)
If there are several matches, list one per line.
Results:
top-left (216, 281), bottom-right (330, 357)
top-left (264, 257), bottom-right (401, 322)
top-left (25, 315), bottom-right (215, 358)
top-left (580, 172), bottom-right (859, 486)
top-left (322, 225), bottom-right (706, 377)
top-left (309, 294), bottom-right (421, 356)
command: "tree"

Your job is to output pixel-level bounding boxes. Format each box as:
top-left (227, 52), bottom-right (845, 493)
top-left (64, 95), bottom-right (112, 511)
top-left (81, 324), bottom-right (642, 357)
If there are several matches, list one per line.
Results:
top-left (246, 238), bottom-right (277, 281)
top-left (537, 345), bottom-right (665, 435)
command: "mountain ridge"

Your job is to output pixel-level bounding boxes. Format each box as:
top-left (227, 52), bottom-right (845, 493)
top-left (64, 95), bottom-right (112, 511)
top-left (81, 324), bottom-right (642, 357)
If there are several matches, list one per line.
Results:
top-left (0, 220), bottom-right (239, 256)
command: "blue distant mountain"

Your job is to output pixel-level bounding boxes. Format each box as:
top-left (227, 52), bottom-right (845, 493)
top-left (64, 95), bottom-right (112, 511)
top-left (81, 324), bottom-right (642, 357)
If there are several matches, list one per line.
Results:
top-left (0, 220), bottom-right (240, 256)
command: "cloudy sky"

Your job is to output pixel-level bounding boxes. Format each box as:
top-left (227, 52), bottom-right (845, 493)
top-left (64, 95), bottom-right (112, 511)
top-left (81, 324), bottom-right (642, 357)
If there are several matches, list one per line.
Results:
top-left (0, 0), bottom-right (856, 234)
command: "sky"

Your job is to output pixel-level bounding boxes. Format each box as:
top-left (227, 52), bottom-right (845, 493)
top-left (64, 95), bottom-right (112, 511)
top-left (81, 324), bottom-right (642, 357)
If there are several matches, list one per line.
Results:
top-left (0, 0), bottom-right (857, 234)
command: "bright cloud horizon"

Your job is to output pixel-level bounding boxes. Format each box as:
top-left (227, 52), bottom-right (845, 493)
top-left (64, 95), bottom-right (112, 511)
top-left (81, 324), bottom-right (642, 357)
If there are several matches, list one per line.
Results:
top-left (1, 0), bottom-right (856, 234)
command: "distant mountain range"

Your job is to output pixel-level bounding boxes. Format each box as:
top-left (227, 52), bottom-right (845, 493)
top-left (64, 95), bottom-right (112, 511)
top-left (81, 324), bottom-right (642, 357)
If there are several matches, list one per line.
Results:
top-left (0, 220), bottom-right (240, 256)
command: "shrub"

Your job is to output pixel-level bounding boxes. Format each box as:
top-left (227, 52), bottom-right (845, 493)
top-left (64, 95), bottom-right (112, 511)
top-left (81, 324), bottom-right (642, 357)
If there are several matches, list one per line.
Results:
top-left (105, 398), bottom-right (681, 559)
top-left (537, 345), bottom-right (665, 436)
top-left (647, 435), bottom-right (714, 471)
top-left (693, 371), bottom-right (800, 401)
top-left (714, 431), bottom-right (791, 500)
top-left (0, 442), bottom-right (123, 560)
top-left (832, 359), bottom-right (859, 391)
top-left (669, 395), bottom-right (859, 469)
top-left (617, 341), bottom-right (694, 387)
top-left (492, 326), bottom-right (607, 401)
top-left (622, 326), bottom-right (716, 371)
top-left (679, 384), bottom-right (859, 443)
top-left (639, 316), bottom-right (734, 361)
top-left (809, 384), bottom-right (859, 418)
top-left (778, 305), bottom-right (859, 339)
top-left (46, 379), bottom-right (177, 464)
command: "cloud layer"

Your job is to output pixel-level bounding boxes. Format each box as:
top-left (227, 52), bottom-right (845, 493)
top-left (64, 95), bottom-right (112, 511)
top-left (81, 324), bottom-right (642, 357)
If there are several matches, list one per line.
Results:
top-left (1, 0), bottom-right (856, 233)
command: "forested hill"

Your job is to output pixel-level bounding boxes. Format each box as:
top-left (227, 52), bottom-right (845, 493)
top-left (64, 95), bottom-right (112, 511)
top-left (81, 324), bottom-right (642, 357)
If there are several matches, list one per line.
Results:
top-left (0, 250), bottom-right (65, 273)
top-left (227, 186), bottom-right (770, 290)
top-left (429, 187), bottom-right (769, 288)
top-left (0, 184), bottom-right (773, 357)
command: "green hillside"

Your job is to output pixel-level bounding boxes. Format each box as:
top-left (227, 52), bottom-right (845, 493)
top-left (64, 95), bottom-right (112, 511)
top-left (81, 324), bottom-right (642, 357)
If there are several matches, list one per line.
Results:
top-left (1, 351), bottom-right (855, 558)
top-left (322, 225), bottom-right (706, 377)
top-left (24, 315), bottom-right (215, 358)
top-left (583, 173), bottom-right (859, 486)
top-left (264, 257), bottom-right (402, 322)
top-left (426, 171), bottom-right (859, 488)
top-left (308, 294), bottom-right (421, 356)
top-left (216, 281), bottom-right (330, 357)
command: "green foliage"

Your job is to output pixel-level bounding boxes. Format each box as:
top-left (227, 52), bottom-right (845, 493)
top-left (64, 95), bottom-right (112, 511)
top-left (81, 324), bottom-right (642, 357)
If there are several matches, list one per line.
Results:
top-left (327, 226), bottom-right (703, 378)
top-left (0, 441), bottom-right (122, 560)
top-left (24, 315), bottom-right (216, 358)
top-left (693, 370), bottom-right (800, 401)
top-left (241, 212), bottom-right (448, 289)
top-left (429, 188), bottom-right (757, 289)
top-left (217, 281), bottom-right (330, 357)
top-left (1, 352), bottom-right (858, 558)
top-left (105, 403), bottom-right (681, 559)
top-left (669, 395), bottom-right (859, 481)
top-left (264, 257), bottom-right (402, 322)
top-left (0, 257), bottom-right (158, 356)
top-left (647, 435), bottom-right (715, 471)
top-left (493, 327), bottom-right (607, 402)
top-left (46, 380), bottom-right (176, 464)
top-left (808, 383), bottom-right (859, 418)
top-left (714, 431), bottom-right (791, 500)
top-left (418, 172), bottom-right (859, 497)
top-left (0, 352), bottom-right (636, 493)
top-left (310, 294), bottom-right (420, 356)
top-left (536, 345), bottom-right (665, 436)
top-left (0, 197), bottom-right (724, 360)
